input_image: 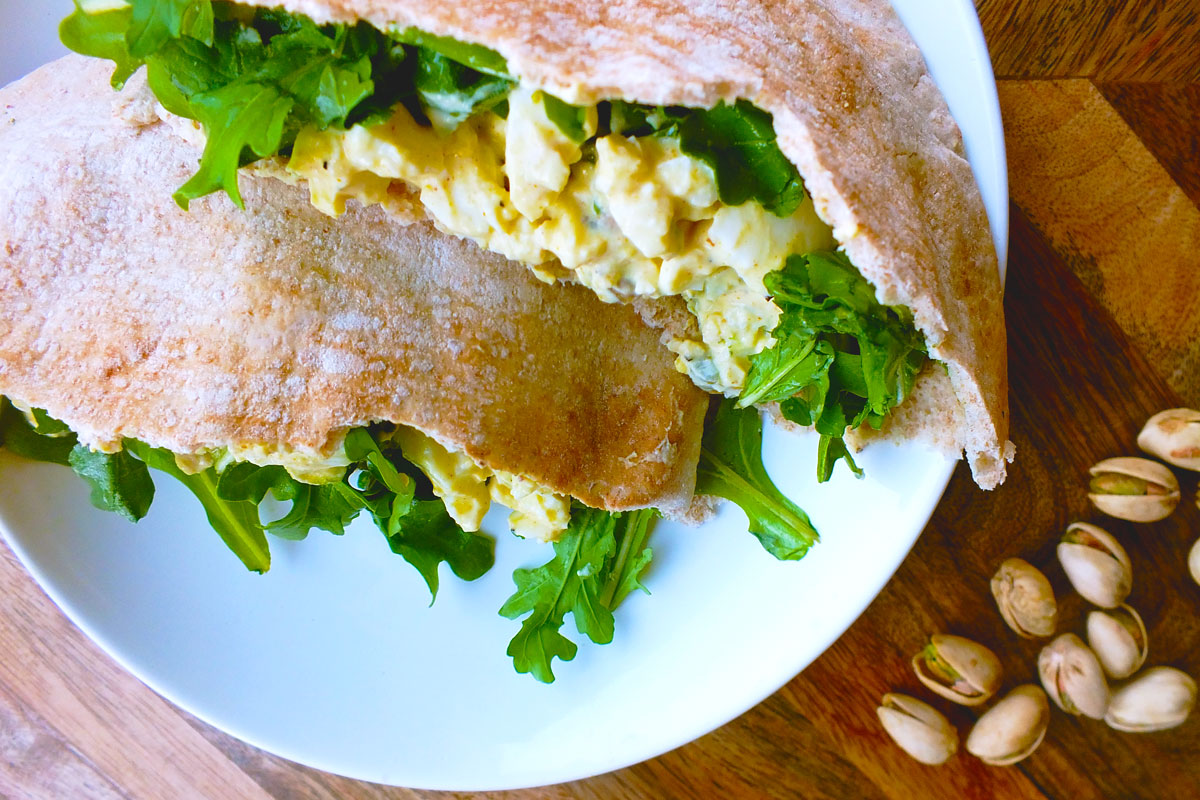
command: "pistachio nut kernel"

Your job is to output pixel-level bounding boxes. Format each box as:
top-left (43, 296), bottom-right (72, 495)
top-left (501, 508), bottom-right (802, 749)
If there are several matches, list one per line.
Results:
top-left (965, 685), bottom-right (1050, 766)
top-left (912, 634), bottom-right (1003, 706)
top-left (1137, 409), bottom-right (1200, 471)
top-left (1190, 538), bottom-right (1200, 588)
top-left (991, 558), bottom-right (1057, 639)
top-left (1057, 522), bottom-right (1132, 608)
top-left (1086, 604), bottom-right (1148, 679)
top-left (877, 693), bottom-right (959, 765)
top-left (1105, 666), bottom-right (1197, 733)
top-left (1088, 456), bottom-right (1180, 522)
top-left (1037, 633), bottom-right (1110, 719)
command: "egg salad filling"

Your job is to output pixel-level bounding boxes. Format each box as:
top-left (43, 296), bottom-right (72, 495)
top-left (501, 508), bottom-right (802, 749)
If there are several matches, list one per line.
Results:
top-left (390, 427), bottom-right (571, 542)
top-left (284, 87), bottom-right (836, 394)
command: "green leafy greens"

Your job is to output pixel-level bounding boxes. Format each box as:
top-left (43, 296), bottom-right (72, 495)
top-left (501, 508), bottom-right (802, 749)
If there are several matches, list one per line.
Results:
top-left (738, 251), bottom-right (928, 482)
top-left (499, 507), bottom-right (657, 683)
top-left (0, 401), bottom-right (493, 592)
top-left (697, 399), bottom-right (820, 560)
top-left (61, 1), bottom-right (802, 216)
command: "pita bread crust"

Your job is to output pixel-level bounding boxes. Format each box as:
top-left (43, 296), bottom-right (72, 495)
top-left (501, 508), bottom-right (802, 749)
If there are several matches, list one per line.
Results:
top-left (0, 55), bottom-right (708, 514)
top-left (253, 0), bottom-right (1010, 488)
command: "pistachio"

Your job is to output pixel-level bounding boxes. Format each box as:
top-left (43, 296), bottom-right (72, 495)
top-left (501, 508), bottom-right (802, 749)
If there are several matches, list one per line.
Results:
top-left (1037, 633), bottom-right (1110, 718)
top-left (1105, 666), bottom-right (1197, 732)
top-left (877, 693), bottom-right (959, 765)
top-left (965, 685), bottom-right (1049, 766)
top-left (912, 634), bottom-right (1003, 706)
top-left (1086, 605), bottom-right (1148, 679)
top-left (1190, 538), bottom-right (1200, 588)
top-left (1137, 409), bottom-right (1200, 471)
top-left (1088, 456), bottom-right (1180, 522)
top-left (1057, 522), bottom-right (1132, 608)
top-left (991, 558), bottom-right (1057, 638)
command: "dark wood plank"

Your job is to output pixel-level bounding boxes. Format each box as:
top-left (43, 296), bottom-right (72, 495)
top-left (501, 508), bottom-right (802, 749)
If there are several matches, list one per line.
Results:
top-left (999, 78), bottom-right (1200, 405)
top-left (1097, 82), bottom-right (1200, 208)
top-left (976, 0), bottom-right (1200, 82)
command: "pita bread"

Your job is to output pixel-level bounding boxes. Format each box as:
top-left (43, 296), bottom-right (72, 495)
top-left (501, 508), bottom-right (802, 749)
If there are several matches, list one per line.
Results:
top-left (0, 55), bottom-right (708, 515)
top-left (246, 0), bottom-right (1013, 487)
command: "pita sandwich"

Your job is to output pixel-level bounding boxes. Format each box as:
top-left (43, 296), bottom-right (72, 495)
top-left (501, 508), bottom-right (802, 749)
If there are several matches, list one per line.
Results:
top-left (61, 0), bottom-right (1012, 489)
top-left (0, 55), bottom-right (709, 580)
top-left (57, 0), bottom-right (1012, 490)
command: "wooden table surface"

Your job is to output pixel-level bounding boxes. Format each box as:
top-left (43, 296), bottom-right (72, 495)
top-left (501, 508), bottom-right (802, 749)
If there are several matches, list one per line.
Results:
top-left (3, 2), bottom-right (1200, 798)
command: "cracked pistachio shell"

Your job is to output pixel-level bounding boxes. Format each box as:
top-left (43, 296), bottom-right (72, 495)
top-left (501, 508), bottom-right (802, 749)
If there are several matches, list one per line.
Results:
top-left (991, 558), bottom-right (1057, 638)
top-left (877, 693), bottom-right (959, 765)
top-left (1088, 456), bottom-right (1180, 522)
top-left (1105, 667), bottom-right (1197, 732)
top-left (1189, 538), bottom-right (1200, 587)
top-left (1086, 605), bottom-right (1148, 679)
top-left (912, 634), bottom-right (1003, 706)
top-left (1037, 633), bottom-right (1110, 719)
top-left (965, 685), bottom-right (1050, 766)
top-left (1057, 522), bottom-right (1132, 608)
top-left (1137, 409), bottom-right (1200, 471)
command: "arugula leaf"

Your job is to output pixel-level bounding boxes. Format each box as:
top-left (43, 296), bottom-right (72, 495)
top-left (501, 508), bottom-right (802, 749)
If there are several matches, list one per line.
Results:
top-left (0, 398), bottom-right (78, 466)
top-left (540, 93), bottom-right (590, 144)
top-left (600, 508), bottom-right (656, 609)
top-left (175, 83), bottom-right (295, 208)
top-left (124, 440), bottom-right (272, 573)
top-left (215, 461), bottom-right (364, 539)
top-left (499, 506), bottom-right (619, 683)
top-left (346, 428), bottom-right (493, 599)
top-left (816, 434), bottom-right (862, 484)
top-left (382, 498), bottom-right (495, 601)
top-left (741, 251), bottom-right (928, 481)
top-left (675, 100), bottom-right (804, 217)
top-left (696, 399), bottom-right (819, 560)
top-left (412, 49), bottom-right (512, 130)
top-left (68, 445), bottom-right (155, 522)
top-left (60, 3), bottom-right (143, 88)
top-left (388, 27), bottom-right (510, 77)
top-left (127, 0), bottom-right (212, 58)
top-left (739, 336), bottom-right (835, 409)
top-left (1, 400), bottom-right (154, 522)
top-left (266, 482), bottom-right (364, 540)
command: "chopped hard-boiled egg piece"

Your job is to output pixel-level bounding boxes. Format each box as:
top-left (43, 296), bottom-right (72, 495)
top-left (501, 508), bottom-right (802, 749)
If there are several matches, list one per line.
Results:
top-left (285, 84), bottom-right (837, 396)
top-left (392, 427), bottom-right (492, 531)
top-left (393, 427), bottom-right (571, 542)
top-left (488, 471), bottom-right (573, 542)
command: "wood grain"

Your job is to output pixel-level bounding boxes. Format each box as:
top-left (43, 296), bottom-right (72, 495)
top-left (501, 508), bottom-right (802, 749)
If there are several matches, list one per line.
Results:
top-left (1000, 79), bottom-right (1200, 404)
top-left (3, 1), bottom-right (1200, 798)
top-left (976, 0), bottom-right (1200, 82)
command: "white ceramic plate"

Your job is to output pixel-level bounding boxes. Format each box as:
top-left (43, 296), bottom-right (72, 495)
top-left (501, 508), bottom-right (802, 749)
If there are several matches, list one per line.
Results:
top-left (0, 0), bottom-right (1006, 791)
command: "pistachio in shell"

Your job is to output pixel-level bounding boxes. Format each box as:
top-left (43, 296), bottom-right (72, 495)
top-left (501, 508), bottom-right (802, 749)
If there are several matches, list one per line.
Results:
top-left (991, 558), bottom-right (1057, 639)
top-left (1037, 633), bottom-right (1110, 719)
top-left (1137, 409), bottom-right (1200, 471)
top-left (1086, 604), bottom-right (1148, 680)
top-left (1057, 522), bottom-right (1132, 608)
top-left (1105, 666), bottom-right (1197, 733)
top-left (1189, 538), bottom-right (1200, 588)
top-left (965, 685), bottom-right (1050, 766)
top-left (877, 693), bottom-right (959, 765)
top-left (1088, 456), bottom-right (1180, 522)
top-left (912, 634), bottom-right (1003, 706)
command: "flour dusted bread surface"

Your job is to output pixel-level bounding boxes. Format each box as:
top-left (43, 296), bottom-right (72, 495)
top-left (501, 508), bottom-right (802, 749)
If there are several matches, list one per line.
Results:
top-left (255, 0), bottom-right (1011, 487)
top-left (0, 55), bottom-right (708, 514)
